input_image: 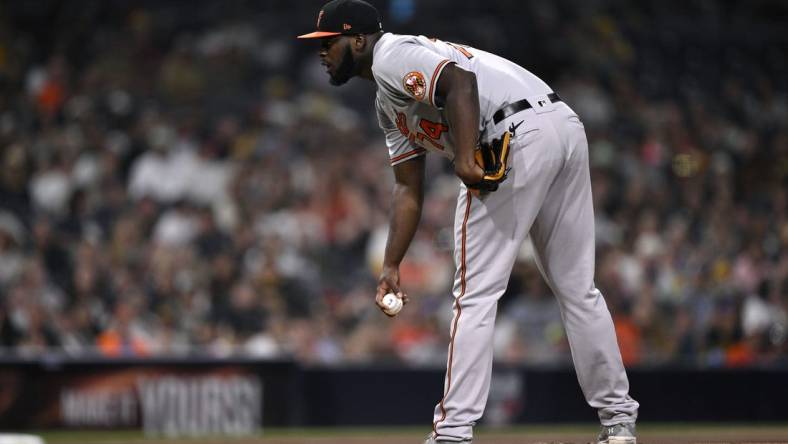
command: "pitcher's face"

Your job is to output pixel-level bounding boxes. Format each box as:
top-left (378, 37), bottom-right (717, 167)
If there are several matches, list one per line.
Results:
top-left (320, 36), bottom-right (356, 86)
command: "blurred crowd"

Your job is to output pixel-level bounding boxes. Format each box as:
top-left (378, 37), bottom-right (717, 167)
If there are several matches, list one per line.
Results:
top-left (0, 0), bottom-right (786, 368)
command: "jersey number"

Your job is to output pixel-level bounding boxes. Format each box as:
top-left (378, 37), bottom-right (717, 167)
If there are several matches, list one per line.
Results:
top-left (419, 119), bottom-right (449, 140)
top-left (396, 112), bottom-right (448, 150)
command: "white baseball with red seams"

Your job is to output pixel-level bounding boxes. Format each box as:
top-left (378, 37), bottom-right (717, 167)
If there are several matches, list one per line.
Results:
top-left (371, 32), bottom-right (639, 443)
top-left (381, 292), bottom-right (403, 315)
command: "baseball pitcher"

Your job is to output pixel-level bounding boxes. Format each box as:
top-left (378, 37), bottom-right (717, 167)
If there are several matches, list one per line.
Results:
top-left (298, 1), bottom-right (640, 443)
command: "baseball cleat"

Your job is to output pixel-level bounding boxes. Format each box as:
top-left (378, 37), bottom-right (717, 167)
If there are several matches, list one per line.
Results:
top-left (423, 435), bottom-right (472, 444)
top-left (597, 422), bottom-right (636, 444)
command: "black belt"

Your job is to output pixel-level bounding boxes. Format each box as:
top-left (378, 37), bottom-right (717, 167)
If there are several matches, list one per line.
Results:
top-left (492, 92), bottom-right (562, 125)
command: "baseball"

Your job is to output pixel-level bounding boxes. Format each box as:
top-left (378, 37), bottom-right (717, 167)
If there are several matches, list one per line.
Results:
top-left (381, 292), bottom-right (403, 315)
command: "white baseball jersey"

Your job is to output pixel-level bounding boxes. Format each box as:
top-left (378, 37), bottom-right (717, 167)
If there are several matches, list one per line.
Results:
top-left (372, 32), bottom-right (553, 166)
top-left (371, 32), bottom-right (639, 443)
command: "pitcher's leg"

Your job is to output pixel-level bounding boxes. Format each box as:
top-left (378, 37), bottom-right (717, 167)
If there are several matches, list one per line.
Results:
top-left (430, 275), bottom-right (500, 442)
top-left (431, 189), bottom-right (515, 442)
top-left (433, 124), bottom-right (566, 441)
top-left (529, 118), bottom-right (638, 425)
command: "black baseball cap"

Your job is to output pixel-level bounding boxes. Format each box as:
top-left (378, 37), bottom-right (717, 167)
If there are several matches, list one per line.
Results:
top-left (297, 0), bottom-right (383, 39)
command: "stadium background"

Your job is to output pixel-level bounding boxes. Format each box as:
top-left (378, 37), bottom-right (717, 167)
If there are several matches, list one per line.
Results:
top-left (0, 0), bottom-right (786, 442)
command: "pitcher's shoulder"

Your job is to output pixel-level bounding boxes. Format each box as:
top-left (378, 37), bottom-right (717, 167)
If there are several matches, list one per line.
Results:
top-left (372, 33), bottom-right (420, 64)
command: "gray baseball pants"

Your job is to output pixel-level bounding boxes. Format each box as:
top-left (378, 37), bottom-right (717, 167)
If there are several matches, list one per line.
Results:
top-left (431, 98), bottom-right (639, 442)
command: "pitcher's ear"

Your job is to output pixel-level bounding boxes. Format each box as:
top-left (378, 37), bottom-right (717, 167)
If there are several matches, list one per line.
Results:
top-left (354, 34), bottom-right (365, 50)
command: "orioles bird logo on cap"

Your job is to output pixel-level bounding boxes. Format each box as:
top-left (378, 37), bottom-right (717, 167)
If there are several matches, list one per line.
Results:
top-left (317, 9), bottom-right (325, 28)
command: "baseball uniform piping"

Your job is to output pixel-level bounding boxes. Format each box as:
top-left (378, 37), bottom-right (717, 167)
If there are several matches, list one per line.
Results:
top-left (428, 59), bottom-right (451, 107)
top-left (433, 189), bottom-right (472, 437)
top-left (390, 147), bottom-right (426, 164)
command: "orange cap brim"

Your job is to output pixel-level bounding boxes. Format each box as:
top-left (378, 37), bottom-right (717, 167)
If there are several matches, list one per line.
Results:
top-left (297, 31), bottom-right (342, 39)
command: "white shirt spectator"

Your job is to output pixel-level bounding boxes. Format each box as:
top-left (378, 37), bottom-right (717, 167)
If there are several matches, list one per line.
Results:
top-left (153, 208), bottom-right (199, 246)
top-left (30, 166), bottom-right (73, 215)
top-left (128, 150), bottom-right (181, 202)
top-left (129, 143), bottom-right (231, 206)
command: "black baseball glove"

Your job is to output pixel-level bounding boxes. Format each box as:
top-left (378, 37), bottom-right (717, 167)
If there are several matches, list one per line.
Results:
top-left (467, 130), bottom-right (512, 193)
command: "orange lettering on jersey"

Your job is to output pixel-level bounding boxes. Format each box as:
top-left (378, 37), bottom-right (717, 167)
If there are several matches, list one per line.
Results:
top-left (396, 114), bottom-right (448, 151)
top-left (447, 42), bottom-right (474, 59)
top-left (403, 71), bottom-right (427, 100)
top-left (395, 112), bottom-right (410, 137)
top-left (419, 119), bottom-right (449, 140)
top-left (417, 133), bottom-right (445, 150)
